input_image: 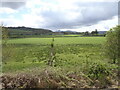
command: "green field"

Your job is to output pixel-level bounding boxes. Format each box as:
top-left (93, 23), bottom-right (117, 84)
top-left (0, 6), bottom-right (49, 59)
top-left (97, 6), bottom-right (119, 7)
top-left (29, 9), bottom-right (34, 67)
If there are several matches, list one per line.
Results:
top-left (2, 36), bottom-right (118, 88)
top-left (4, 37), bottom-right (106, 72)
top-left (8, 37), bottom-right (105, 45)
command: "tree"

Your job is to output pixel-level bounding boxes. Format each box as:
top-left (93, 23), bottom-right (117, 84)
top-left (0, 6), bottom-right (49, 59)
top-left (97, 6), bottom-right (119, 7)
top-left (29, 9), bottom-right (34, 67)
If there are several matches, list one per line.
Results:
top-left (105, 25), bottom-right (120, 64)
top-left (84, 31), bottom-right (90, 36)
top-left (95, 29), bottom-right (98, 35)
top-left (2, 26), bottom-right (9, 44)
top-left (1, 25), bottom-right (14, 64)
top-left (91, 29), bottom-right (98, 36)
top-left (91, 31), bottom-right (95, 35)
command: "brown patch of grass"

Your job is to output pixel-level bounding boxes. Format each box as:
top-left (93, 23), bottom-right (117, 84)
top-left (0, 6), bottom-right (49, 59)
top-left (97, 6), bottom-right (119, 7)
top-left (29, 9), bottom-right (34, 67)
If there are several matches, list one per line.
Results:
top-left (1, 69), bottom-right (119, 89)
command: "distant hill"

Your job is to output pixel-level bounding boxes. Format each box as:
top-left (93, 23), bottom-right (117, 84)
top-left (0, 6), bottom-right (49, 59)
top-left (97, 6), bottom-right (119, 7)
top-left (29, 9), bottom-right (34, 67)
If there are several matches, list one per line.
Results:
top-left (55, 30), bottom-right (81, 34)
top-left (6, 26), bottom-right (53, 38)
top-left (5, 26), bottom-right (107, 38)
top-left (98, 31), bottom-right (107, 35)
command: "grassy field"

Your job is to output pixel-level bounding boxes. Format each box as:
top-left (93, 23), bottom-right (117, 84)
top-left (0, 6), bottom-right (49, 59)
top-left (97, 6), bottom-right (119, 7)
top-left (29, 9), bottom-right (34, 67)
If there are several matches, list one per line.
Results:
top-left (4, 37), bottom-right (106, 72)
top-left (8, 37), bottom-right (105, 45)
top-left (2, 36), bottom-right (118, 88)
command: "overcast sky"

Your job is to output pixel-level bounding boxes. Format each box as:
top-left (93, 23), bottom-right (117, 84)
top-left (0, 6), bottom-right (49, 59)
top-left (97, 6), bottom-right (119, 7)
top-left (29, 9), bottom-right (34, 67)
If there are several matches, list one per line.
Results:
top-left (0, 0), bottom-right (119, 32)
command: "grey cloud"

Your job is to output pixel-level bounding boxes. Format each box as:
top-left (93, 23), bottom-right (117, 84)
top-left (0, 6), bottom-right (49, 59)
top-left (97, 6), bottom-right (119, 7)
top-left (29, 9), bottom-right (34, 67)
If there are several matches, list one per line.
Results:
top-left (0, 2), bottom-right (26, 9)
top-left (38, 2), bottom-right (118, 30)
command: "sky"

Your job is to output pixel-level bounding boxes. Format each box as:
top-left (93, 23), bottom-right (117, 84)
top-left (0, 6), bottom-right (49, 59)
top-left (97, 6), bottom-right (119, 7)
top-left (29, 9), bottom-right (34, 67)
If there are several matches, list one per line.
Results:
top-left (0, 0), bottom-right (119, 32)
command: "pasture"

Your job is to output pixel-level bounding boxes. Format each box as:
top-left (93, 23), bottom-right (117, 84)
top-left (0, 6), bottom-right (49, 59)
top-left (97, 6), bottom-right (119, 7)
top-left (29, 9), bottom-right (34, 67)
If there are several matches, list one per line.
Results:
top-left (8, 37), bottom-right (105, 45)
top-left (2, 36), bottom-right (118, 88)
top-left (4, 37), bottom-right (107, 72)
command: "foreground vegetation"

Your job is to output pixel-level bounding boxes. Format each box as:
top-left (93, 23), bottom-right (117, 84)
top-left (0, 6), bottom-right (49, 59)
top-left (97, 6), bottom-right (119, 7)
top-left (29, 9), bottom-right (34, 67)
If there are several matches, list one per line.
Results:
top-left (1, 26), bottom-right (119, 88)
top-left (2, 37), bottom-right (118, 88)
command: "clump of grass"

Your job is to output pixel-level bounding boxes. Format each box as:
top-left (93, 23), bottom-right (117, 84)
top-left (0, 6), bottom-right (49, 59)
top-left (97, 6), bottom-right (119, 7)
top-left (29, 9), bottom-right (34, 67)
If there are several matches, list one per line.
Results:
top-left (1, 68), bottom-right (118, 89)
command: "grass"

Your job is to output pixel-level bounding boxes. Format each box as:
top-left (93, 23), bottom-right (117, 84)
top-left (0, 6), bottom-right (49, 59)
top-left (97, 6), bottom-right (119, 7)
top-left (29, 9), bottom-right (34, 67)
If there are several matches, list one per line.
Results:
top-left (2, 36), bottom-right (118, 88)
top-left (8, 37), bottom-right (105, 45)
top-left (3, 37), bottom-right (107, 73)
top-left (3, 61), bottom-right (46, 73)
top-left (61, 34), bottom-right (81, 37)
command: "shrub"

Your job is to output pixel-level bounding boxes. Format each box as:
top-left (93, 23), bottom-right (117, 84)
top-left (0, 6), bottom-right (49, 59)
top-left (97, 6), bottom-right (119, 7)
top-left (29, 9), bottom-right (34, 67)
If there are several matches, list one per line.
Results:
top-left (2, 26), bottom-right (15, 63)
top-left (105, 25), bottom-right (120, 64)
top-left (87, 62), bottom-right (111, 80)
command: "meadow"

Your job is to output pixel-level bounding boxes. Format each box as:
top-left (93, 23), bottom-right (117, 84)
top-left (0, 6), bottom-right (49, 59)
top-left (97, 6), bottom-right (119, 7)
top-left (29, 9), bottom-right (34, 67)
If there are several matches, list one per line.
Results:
top-left (8, 37), bottom-right (105, 45)
top-left (2, 36), bottom-right (118, 88)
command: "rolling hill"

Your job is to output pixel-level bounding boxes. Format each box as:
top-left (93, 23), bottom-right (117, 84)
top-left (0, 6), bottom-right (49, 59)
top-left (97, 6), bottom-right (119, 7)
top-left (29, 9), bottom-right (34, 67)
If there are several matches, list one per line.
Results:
top-left (6, 26), bottom-right (53, 38)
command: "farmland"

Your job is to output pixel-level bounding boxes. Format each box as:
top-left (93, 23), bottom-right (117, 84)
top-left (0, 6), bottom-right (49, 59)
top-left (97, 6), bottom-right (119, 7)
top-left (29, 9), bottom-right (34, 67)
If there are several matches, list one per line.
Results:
top-left (2, 36), bottom-right (118, 88)
top-left (8, 37), bottom-right (105, 45)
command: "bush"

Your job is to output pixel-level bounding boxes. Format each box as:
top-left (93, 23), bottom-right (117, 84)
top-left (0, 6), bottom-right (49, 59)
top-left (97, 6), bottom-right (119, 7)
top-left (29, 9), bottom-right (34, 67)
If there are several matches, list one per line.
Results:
top-left (2, 26), bottom-right (15, 64)
top-left (105, 25), bottom-right (120, 64)
top-left (87, 62), bottom-right (111, 80)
